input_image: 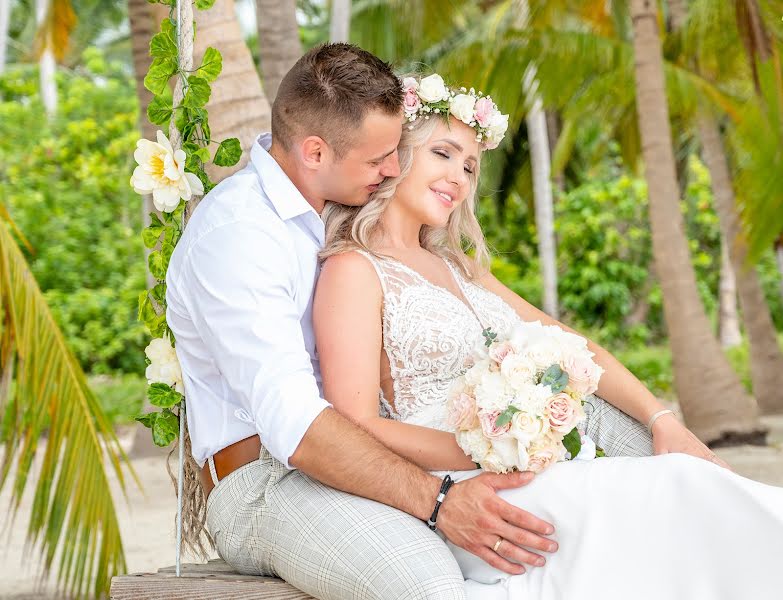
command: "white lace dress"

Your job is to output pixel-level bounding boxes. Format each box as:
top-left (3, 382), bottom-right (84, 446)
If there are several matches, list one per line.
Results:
top-left (357, 250), bottom-right (783, 600)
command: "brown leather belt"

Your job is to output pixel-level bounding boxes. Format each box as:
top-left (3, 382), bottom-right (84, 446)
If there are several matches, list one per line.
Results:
top-left (199, 434), bottom-right (262, 500)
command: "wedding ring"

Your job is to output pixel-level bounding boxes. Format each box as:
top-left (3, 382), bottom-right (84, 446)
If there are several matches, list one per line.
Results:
top-left (493, 537), bottom-right (504, 553)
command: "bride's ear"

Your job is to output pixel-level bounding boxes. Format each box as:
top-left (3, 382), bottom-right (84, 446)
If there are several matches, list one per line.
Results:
top-left (300, 136), bottom-right (332, 170)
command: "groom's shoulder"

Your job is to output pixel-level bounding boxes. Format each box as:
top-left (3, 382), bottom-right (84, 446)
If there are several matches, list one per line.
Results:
top-left (182, 166), bottom-right (285, 242)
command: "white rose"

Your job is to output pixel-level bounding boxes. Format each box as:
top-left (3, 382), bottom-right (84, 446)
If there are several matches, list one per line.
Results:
top-left (510, 410), bottom-right (550, 444)
top-left (464, 359), bottom-right (491, 387)
top-left (130, 130), bottom-right (204, 212)
top-left (144, 336), bottom-right (184, 393)
top-left (417, 73), bottom-right (449, 103)
top-left (500, 353), bottom-right (537, 391)
top-left (449, 93), bottom-right (477, 125)
top-left (484, 111), bottom-right (509, 147)
top-left (481, 451), bottom-right (510, 474)
top-left (456, 428), bottom-right (491, 462)
top-left (491, 436), bottom-right (530, 472)
top-left (474, 371), bottom-right (509, 412)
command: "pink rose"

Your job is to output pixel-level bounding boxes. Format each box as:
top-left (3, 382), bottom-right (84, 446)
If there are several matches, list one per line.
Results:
top-left (488, 341), bottom-right (514, 365)
top-left (474, 97), bottom-right (496, 128)
top-left (402, 78), bottom-right (421, 115)
top-left (527, 435), bottom-right (567, 473)
top-left (448, 392), bottom-right (479, 430)
top-left (561, 354), bottom-right (603, 396)
top-left (546, 393), bottom-right (580, 434)
top-left (480, 410), bottom-right (512, 438)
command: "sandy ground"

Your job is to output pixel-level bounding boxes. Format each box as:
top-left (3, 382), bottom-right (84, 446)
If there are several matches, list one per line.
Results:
top-left (2, 416), bottom-right (783, 599)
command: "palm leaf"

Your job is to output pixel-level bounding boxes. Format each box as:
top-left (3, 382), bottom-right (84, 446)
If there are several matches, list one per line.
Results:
top-left (0, 208), bottom-right (135, 598)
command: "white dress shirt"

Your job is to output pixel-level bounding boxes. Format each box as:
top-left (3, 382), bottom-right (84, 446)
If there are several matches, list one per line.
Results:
top-left (166, 133), bottom-right (331, 469)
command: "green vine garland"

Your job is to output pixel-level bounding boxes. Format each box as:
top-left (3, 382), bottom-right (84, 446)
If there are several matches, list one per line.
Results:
top-left (133, 0), bottom-right (241, 446)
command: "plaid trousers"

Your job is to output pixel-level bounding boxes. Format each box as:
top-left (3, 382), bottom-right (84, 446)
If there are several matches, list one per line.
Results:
top-left (206, 396), bottom-right (652, 600)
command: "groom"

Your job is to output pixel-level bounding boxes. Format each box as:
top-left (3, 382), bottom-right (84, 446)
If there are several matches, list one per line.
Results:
top-left (167, 43), bottom-right (656, 599)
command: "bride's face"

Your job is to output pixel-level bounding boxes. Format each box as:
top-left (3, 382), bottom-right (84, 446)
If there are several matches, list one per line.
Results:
top-left (392, 117), bottom-right (479, 228)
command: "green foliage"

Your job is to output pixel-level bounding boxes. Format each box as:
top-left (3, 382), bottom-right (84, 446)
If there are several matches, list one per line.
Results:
top-left (0, 52), bottom-right (148, 375)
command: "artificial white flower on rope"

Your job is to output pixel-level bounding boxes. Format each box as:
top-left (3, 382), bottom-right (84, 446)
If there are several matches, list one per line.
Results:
top-left (130, 130), bottom-right (204, 212)
top-left (144, 335), bottom-right (184, 394)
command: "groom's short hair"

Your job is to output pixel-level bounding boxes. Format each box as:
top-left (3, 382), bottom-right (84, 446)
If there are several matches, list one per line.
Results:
top-left (272, 43), bottom-right (402, 158)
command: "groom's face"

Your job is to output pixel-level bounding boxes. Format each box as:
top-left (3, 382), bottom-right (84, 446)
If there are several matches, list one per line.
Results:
top-left (321, 110), bottom-right (403, 207)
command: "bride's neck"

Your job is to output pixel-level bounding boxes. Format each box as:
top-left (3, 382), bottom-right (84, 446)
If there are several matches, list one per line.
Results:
top-left (376, 205), bottom-right (423, 250)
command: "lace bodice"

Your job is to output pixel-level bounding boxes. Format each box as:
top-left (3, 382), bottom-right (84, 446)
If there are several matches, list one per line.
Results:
top-left (357, 251), bottom-right (520, 433)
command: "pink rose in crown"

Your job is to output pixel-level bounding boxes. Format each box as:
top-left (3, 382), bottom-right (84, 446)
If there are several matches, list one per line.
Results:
top-left (561, 354), bottom-right (603, 395)
top-left (402, 77), bottom-right (421, 115)
top-left (546, 392), bottom-right (584, 434)
top-left (448, 392), bottom-right (479, 430)
top-left (480, 410), bottom-right (512, 438)
top-left (474, 97), bottom-right (496, 128)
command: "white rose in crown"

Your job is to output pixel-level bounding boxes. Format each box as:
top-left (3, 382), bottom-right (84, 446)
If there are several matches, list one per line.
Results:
top-left (449, 93), bottom-right (477, 125)
top-left (145, 336), bottom-right (184, 393)
top-left (417, 73), bottom-right (450, 103)
top-left (484, 111), bottom-right (510, 149)
top-left (131, 130), bottom-right (204, 212)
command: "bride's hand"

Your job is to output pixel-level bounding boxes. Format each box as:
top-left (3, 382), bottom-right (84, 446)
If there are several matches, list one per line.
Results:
top-left (651, 413), bottom-right (732, 470)
top-left (437, 471), bottom-right (559, 575)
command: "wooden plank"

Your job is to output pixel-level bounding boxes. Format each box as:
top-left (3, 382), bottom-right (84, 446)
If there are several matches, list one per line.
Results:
top-left (110, 560), bottom-right (314, 599)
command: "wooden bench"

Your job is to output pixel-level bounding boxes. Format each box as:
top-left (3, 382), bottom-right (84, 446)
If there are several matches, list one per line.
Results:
top-left (110, 558), bottom-right (313, 599)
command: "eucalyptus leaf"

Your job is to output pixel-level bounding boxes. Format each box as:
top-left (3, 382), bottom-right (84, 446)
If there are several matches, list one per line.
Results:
top-left (183, 76), bottom-right (211, 109)
top-left (541, 364), bottom-right (569, 394)
top-left (147, 382), bottom-right (183, 409)
top-left (214, 138), bottom-right (242, 167)
top-left (562, 427), bottom-right (582, 459)
top-left (494, 405), bottom-right (520, 428)
top-left (196, 47), bottom-right (223, 82)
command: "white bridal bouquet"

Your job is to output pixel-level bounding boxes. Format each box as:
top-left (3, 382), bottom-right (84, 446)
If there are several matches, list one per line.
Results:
top-left (447, 321), bottom-right (605, 474)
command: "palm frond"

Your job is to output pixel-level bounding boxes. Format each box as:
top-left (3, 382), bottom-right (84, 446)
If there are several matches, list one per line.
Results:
top-left (0, 209), bottom-right (135, 598)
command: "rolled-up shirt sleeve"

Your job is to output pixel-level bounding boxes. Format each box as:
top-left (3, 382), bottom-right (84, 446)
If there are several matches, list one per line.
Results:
top-left (178, 221), bottom-right (330, 468)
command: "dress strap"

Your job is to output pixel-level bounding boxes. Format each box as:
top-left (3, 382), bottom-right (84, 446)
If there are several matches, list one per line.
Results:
top-left (352, 248), bottom-right (388, 295)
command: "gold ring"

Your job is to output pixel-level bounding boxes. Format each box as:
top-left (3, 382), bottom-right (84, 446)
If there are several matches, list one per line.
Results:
top-left (493, 537), bottom-right (503, 553)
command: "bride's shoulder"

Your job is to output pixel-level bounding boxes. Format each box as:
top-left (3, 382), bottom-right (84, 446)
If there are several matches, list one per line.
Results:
top-left (318, 249), bottom-right (382, 294)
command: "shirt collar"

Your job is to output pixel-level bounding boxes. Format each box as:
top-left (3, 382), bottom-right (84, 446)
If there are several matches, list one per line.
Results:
top-left (251, 133), bottom-right (320, 222)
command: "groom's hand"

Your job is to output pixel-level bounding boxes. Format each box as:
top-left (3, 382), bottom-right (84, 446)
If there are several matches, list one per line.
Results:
top-left (651, 413), bottom-right (732, 470)
top-left (437, 471), bottom-right (558, 575)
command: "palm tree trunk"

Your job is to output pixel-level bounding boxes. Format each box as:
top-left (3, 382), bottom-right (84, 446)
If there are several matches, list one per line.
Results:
top-left (776, 236), bottom-right (783, 301)
top-left (630, 0), bottom-right (763, 443)
top-left (718, 242), bottom-right (742, 348)
top-left (0, 0), bottom-right (11, 74)
top-left (524, 67), bottom-right (559, 319)
top-left (196, 0), bottom-right (271, 184)
top-left (698, 112), bottom-right (783, 414)
top-left (330, 0), bottom-right (351, 42)
top-left (256, 0), bottom-right (300, 103)
top-left (36, 0), bottom-right (57, 116)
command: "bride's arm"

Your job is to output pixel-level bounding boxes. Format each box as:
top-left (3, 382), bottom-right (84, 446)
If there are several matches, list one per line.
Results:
top-left (478, 271), bottom-right (668, 428)
top-left (314, 251), bottom-right (477, 472)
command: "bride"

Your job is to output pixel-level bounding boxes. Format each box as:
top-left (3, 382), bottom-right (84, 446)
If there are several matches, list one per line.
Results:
top-left (312, 73), bottom-right (783, 599)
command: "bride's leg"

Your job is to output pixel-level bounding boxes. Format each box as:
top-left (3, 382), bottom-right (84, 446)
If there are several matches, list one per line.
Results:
top-left (583, 394), bottom-right (653, 457)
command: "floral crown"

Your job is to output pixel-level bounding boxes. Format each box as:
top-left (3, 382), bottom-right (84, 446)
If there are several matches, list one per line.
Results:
top-left (402, 74), bottom-right (509, 150)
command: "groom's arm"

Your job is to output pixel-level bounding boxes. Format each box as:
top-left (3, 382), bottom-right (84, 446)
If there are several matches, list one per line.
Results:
top-left (180, 223), bottom-right (554, 573)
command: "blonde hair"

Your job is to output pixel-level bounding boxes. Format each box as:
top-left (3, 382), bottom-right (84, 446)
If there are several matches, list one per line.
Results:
top-left (320, 115), bottom-right (491, 279)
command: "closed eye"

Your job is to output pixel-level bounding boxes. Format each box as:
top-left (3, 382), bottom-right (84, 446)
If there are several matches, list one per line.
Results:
top-left (433, 148), bottom-right (474, 174)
